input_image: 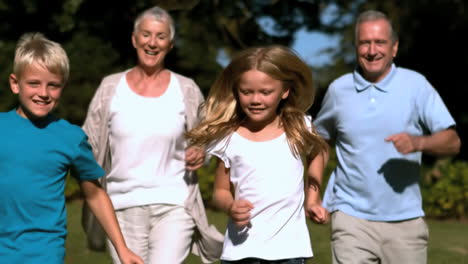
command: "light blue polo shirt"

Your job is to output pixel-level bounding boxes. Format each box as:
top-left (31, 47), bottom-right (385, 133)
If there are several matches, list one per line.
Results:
top-left (314, 64), bottom-right (456, 221)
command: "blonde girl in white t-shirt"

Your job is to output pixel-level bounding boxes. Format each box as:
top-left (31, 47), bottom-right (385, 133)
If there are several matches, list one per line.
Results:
top-left (188, 45), bottom-right (329, 264)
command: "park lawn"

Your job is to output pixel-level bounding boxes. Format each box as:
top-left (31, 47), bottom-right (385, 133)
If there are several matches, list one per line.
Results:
top-left (65, 199), bottom-right (467, 264)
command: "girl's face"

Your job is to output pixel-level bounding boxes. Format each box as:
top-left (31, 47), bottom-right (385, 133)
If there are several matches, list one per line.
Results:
top-left (237, 69), bottom-right (289, 128)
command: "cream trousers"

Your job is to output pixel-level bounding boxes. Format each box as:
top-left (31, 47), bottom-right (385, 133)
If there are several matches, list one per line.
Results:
top-left (107, 204), bottom-right (195, 264)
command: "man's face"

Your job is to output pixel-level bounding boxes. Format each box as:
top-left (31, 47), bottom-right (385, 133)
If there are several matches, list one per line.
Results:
top-left (356, 19), bottom-right (398, 83)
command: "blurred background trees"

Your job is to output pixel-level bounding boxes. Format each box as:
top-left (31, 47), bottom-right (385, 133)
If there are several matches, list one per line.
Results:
top-left (1, 1), bottom-right (466, 146)
top-left (1, 0), bottom-right (467, 217)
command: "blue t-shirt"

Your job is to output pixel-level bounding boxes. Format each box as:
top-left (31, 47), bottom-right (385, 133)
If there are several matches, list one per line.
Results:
top-left (314, 64), bottom-right (456, 221)
top-left (0, 110), bottom-right (104, 263)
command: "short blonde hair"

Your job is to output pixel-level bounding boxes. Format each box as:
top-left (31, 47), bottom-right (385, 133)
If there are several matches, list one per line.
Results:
top-left (13, 32), bottom-right (70, 83)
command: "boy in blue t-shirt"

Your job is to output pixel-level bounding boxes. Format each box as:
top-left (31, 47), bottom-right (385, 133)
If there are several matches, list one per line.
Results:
top-left (0, 33), bottom-right (143, 264)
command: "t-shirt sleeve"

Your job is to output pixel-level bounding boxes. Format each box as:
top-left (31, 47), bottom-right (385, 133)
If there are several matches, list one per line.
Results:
top-left (313, 86), bottom-right (337, 140)
top-left (304, 114), bottom-right (313, 130)
top-left (70, 134), bottom-right (105, 181)
top-left (207, 136), bottom-right (231, 168)
top-left (417, 79), bottom-right (456, 133)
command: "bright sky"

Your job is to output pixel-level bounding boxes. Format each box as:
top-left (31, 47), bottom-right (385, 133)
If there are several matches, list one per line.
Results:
top-left (216, 30), bottom-right (339, 67)
top-left (217, 4), bottom-right (347, 68)
top-left (292, 29), bottom-right (340, 67)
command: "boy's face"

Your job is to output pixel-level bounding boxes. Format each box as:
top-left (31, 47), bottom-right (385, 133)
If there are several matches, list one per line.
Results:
top-left (9, 63), bottom-right (64, 121)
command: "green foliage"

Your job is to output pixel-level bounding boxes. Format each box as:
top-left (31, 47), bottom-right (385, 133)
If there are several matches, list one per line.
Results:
top-left (0, 0), bottom-right (331, 124)
top-left (197, 157), bottom-right (218, 207)
top-left (65, 174), bottom-right (80, 199)
top-left (422, 159), bottom-right (468, 219)
top-left (0, 40), bottom-right (16, 110)
top-left (3, 0), bottom-right (466, 215)
top-left (322, 148), bottom-right (337, 192)
top-left (0, 2), bottom-right (466, 159)
top-left (58, 32), bottom-right (122, 125)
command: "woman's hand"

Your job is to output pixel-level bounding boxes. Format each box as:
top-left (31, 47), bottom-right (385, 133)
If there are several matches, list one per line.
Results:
top-left (185, 146), bottom-right (205, 171)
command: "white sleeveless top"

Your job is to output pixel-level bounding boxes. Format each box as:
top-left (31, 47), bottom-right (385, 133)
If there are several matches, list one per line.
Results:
top-left (106, 72), bottom-right (188, 210)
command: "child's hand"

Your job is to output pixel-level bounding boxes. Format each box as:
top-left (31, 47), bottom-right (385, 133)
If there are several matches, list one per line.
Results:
top-left (229, 199), bottom-right (254, 228)
top-left (306, 203), bottom-right (329, 224)
top-left (118, 247), bottom-right (144, 264)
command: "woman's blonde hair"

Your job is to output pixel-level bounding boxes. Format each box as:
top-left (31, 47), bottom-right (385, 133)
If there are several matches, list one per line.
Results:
top-left (188, 45), bottom-right (327, 158)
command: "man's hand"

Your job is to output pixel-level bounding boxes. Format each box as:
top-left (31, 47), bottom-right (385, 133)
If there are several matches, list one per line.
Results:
top-left (385, 132), bottom-right (423, 154)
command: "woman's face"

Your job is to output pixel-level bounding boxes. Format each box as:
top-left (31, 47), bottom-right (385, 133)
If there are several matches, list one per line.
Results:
top-left (132, 17), bottom-right (173, 70)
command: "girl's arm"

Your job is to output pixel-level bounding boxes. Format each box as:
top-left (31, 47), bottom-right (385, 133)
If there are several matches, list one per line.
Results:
top-left (213, 158), bottom-right (253, 228)
top-left (305, 150), bottom-right (330, 224)
top-left (80, 180), bottom-right (144, 264)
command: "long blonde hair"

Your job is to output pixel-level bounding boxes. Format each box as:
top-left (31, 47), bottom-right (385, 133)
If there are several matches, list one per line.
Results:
top-left (188, 45), bottom-right (327, 158)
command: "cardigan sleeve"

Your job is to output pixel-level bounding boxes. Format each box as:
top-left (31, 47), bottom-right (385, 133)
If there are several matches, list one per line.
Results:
top-left (82, 71), bottom-right (125, 162)
top-left (82, 78), bottom-right (107, 158)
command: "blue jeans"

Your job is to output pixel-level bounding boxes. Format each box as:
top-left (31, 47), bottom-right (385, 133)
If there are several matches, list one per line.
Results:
top-left (221, 258), bottom-right (306, 264)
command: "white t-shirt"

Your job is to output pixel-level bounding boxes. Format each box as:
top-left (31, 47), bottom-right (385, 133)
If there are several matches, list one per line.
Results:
top-left (106, 72), bottom-right (188, 210)
top-left (209, 130), bottom-right (313, 260)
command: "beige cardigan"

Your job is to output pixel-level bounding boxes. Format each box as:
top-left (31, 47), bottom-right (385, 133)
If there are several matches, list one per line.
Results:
top-left (82, 69), bottom-right (223, 263)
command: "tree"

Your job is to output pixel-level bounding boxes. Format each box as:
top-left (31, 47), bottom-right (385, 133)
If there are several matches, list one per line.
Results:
top-left (0, 0), bottom-right (332, 123)
top-left (0, 0), bottom-right (465, 159)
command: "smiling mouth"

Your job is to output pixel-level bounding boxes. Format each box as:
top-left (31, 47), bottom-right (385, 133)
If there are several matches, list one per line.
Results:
top-left (33, 100), bottom-right (50, 106)
top-left (249, 108), bottom-right (264, 113)
top-left (365, 56), bottom-right (382, 62)
top-left (145, 50), bottom-right (158, 55)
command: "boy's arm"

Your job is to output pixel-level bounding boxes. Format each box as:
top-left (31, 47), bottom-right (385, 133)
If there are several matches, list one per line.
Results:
top-left (213, 158), bottom-right (253, 228)
top-left (305, 150), bottom-right (329, 224)
top-left (80, 180), bottom-right (143, 264)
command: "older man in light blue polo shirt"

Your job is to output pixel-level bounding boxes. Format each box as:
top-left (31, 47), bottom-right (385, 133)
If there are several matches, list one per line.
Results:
top-left (314, 10), bottom-right (461, 264)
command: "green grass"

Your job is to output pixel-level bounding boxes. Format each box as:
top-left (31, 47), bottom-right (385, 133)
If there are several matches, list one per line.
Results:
top-left (65, 199), bottom-right (468, 263)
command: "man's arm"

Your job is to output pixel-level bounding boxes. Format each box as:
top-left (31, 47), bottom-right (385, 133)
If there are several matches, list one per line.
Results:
top-left (385, 128), bottom-right (461, 157)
